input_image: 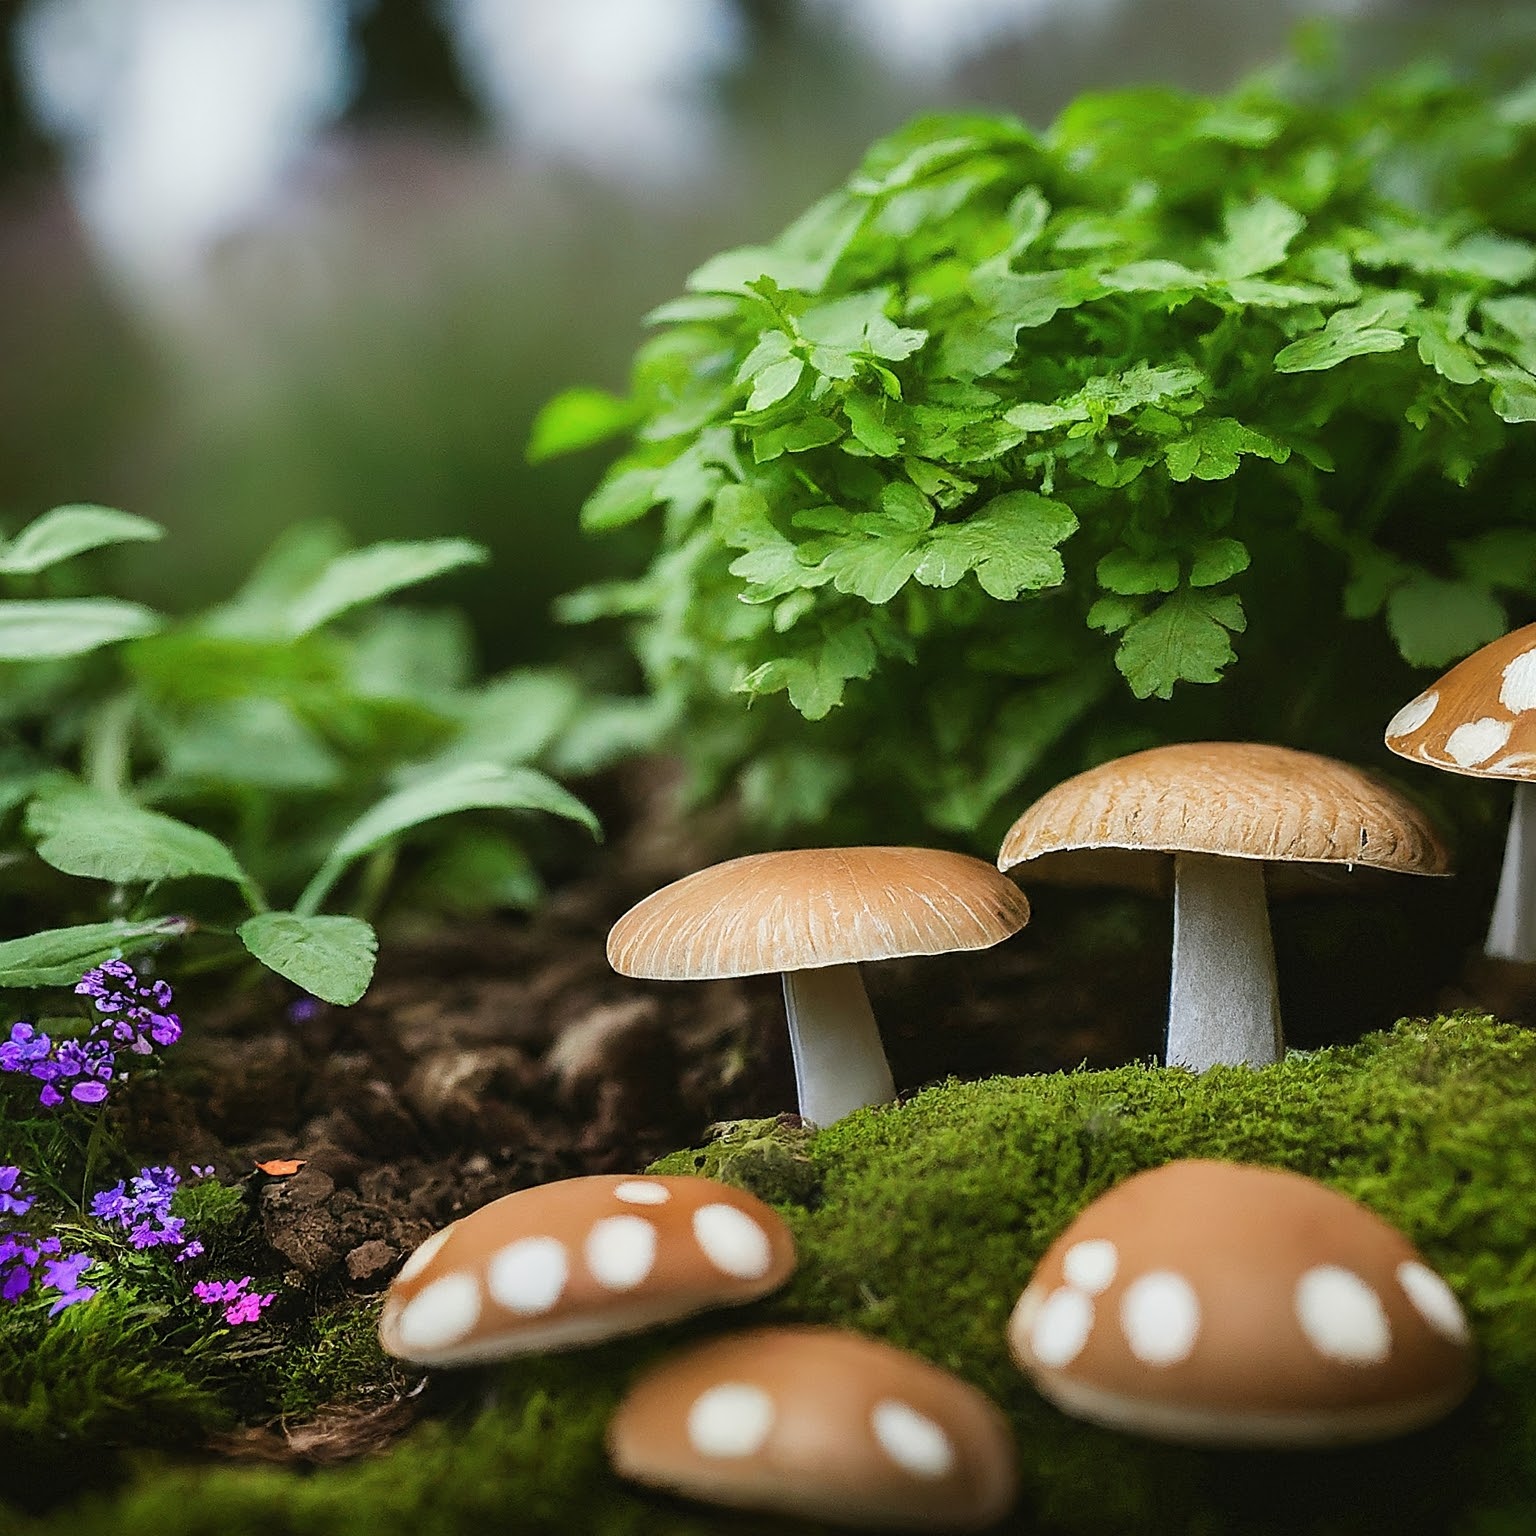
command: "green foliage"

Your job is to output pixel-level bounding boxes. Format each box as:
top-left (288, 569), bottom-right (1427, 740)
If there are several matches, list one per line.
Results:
top-left (0, 511), bottom-right (614, 1009)
top-left (12, 1014), bottom-right (1536, 1536)
top-left (541, 58), bottom-right (1536, 844)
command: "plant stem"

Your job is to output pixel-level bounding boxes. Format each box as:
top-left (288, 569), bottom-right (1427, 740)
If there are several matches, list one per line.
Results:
top-left (1487, 781), bottom-right (1536, 963)
top-left (1167, 852), bottom-right (1283, 1070)
top-left (780, 963), bottom-right (896, 1126)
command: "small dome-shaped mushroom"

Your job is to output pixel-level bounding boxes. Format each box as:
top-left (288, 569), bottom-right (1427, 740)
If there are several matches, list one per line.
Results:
top-left (608, 1325), bottom-right (1019, 1530)
top-left (378, 1175), bottom-right (795, 1365)
top-left (1009, 1160), bottom-right (1474, 1446)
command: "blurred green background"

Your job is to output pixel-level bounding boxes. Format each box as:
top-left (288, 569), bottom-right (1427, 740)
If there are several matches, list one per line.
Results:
top-left (0, 0), bottom-right (1485, 674)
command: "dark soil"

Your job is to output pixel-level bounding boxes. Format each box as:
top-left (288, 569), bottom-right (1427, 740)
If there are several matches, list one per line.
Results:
top-left (105, 759), bottom-right (1494, 1461)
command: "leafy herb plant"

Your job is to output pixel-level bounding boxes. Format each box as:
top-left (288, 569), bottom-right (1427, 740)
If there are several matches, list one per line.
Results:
top-left (0, 506), bottom-right (614, 1006)
top-left (540, 56), bottom-right (1536, 843)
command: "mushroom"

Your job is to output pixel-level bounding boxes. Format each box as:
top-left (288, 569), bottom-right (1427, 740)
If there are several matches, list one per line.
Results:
top-left (1385, 622), bottom-right (1536, 962)
top-left (607, 1325), bottom-right (1019, 1530)
top-left (1009, 1159), bottom-right (1475, 1446)
top-left (377, 1174), bottom-right (795, 1365)
top-left (607, 847), bottom-right (1031, 1126)
top-left (996, 742), bottom-right (1448, 1071)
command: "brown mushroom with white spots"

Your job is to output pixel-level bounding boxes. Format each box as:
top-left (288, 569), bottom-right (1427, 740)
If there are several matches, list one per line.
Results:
top-left (607, 847), bottom-right (1031, 1126)
top-left (608, 1325), bottom-right (1019, 1530)
top-left (1386, 621), bottom-right (1536, 962)
top-left (996, 743), bottom-right (1448, 1071)
top-left (378, 1174), bottom-right (795, 1365)
top-left (1009, 1160), bottom-right (1475, 1446)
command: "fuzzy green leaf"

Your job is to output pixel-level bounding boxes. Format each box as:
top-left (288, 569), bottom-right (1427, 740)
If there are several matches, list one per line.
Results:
top-left (296, 762), bottom-right (599, 917)
top-left (1386, 575), bottom-right (1507, 668)
top-left (914, 491), bottom-right (1076, 600)
top-left (283, 540), bottom-right (488, 636)
top-left (526, 389), bottom-right (640, 463)
top-left (1188, 538), bottom-right (1251, 587)
top-left (27, 781), bottom-right (254, 893)
top-left (1097, 548), bottom-right (1180, 595)
top-left (0, 917), bottom-right (192, 987)
top-left (237, 912), bottom-right (378, 1006)
top-left (1273, 300), bottom-right (1412, 373)
top-left (0, 599), bottom-right (161, 660)
top-left (1210, 196), bottom-right (1305, 279)
top-left (1114, 588), bottom-right (1247, 699)
top-left (0, 505), bottom-right (165, 575)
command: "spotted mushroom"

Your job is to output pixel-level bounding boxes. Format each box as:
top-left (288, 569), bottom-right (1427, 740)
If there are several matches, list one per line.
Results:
top-left (1386, 621), bottom-right (1536, 962)
top-left (1009, 1159), bottom-right (1475, 1446)
top-left (607, 847), bottom-right (1031, 1126)
top-left (378, 1174), bottom-right (795, 1365)
top-left (608, 1325), bottom-right (1019, 1530)
top-left (997, 742), bottom-right (1448, 1070)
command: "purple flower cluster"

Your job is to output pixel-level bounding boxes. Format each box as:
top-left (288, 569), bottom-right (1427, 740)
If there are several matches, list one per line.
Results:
top-left (0, 1166), bottom-right (95, 1315)
top-left (193, 1275), bottom-right (275, 1326)
top-left (0, 960), bottom-right (180, 1108)
top-left (91, 1165), bottom-right (202, 1260)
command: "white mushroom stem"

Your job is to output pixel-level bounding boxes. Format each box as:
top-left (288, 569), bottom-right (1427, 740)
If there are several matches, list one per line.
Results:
top-left (781, 964), bottom-right (896, 1126)
top-left (1167, 853), bottom-right (1283, 1071)
top-left (1486, 781), bottom-right (1536, 963)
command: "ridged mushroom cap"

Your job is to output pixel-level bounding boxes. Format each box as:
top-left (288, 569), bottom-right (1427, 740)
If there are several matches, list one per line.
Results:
top-left (608, 1325), bottom-right (1019, 1530)
top-left (607, 847), bottom-right (1030, 980)
top-left (378, 1175), bottom-right (795, 1365)
top-left (996, 742), bottom-right (1448, 894)
top-left (1009, 1160), bottom-right (1475, 1447)
top-left (1385, 622), bottom-right (1536, 779)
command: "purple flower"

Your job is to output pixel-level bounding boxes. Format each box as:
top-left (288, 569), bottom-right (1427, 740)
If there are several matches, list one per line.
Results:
top-left (175, 1239), bottom-right (204, 1263)
top-left (193, 1274), bottom-right (275, 1325)
top-left (223, 1288), bottom-right (274, 1326)
top-left (0, 1167), bottom-right (32, 1219)
top-left (190, 1164), bottom-right (213, 1179)
top-left (0, 1023), bottom-right (50, 1071)
top-left (41, 1251), bottom-right (95, 1315)
top-left (90, 1181), bottom-right (131, 1222)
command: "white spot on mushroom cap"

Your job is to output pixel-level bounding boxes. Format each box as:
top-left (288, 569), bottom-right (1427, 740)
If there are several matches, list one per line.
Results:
top-left (687, 1382), bottom-right (776, 1458)
top-left (1502, 651), bottom-right (1536, 714)
top-left (1397, 1261), bottom-right (1470, 1344)
top-left (614, 1180), bottom-right (671, 1205)
top-left (871, 1399), bottom-right (955, 1480)
top-left (692, 1203), bottom-right (773, 1280)
top-left (1446, 717), bottom-right (1513, 769)
top-left (1296, 1266), bottom-right (1392, 1364)
top-left (396, 1224), bottom-right (452, 1285)
top-left (1030, 1287), bottom-right (1094, 1368)
top-left (1120, 1271), bottom-right (1201, 1366)
top-left (1387, 690), bottom-right (1440, 740)
top-left (585, 1215), bottom-right (658, 1291)
top-left (1062, 1239), bottom-right (1117, 1296)
top-left (488, 1236), bottom-right (568, 1316)
top-left (396, 1272), bottom-right (481, 1353)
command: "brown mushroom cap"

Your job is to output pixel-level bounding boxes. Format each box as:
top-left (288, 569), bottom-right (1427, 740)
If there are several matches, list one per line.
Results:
top-left (607, 846), bottom-right (1030, 980)
top-left (997, 742), bottom-right (1448, 894)
top-left (1009, 1160), bottom-right (1474, 1446)
top-left (378, 1175), bottom-right (795, 1365)
top-left (608, 1325), bottom-right (1019, 1530)
top-left (1385, 622), bottom-right (1536, 778)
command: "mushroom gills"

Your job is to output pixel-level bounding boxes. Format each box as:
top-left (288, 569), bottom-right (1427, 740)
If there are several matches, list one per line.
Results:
top-left (781, 963), bottom-right (896, 1126)
top-left (1487, 780), bottom-right (1536, 963)
top-left (1167, 852), bottom-right (1282, 1070)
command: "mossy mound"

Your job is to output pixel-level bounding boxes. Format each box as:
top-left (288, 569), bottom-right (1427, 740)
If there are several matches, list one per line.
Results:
top-left (12, 1013), bottom-right (1536, 1536)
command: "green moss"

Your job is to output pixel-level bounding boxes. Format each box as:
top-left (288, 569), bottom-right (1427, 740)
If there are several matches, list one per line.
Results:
top-left (12, 1014), bottom-right (1536, 1535)
top-left (267, 1299), bottom-right (412, 1420)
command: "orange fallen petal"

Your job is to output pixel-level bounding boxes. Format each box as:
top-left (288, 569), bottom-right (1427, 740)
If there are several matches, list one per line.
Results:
top-left (255, 1158), bottom-right (306, 1177)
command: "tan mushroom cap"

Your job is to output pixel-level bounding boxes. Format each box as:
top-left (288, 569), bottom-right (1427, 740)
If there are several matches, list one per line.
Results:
top-left (378, 1175), bottom-right (795, 1366)
top-left (997, 742), bottom-right (1448, 894)
top-left (1386, 622), bottom-right (1536, 778)
top-left (608, 846), bottom-right (1031, 981)
top-left (608, 1325), bottom-right (1019, 1531)
top-left (1009, 1160), bottom-right (1475, 1447)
